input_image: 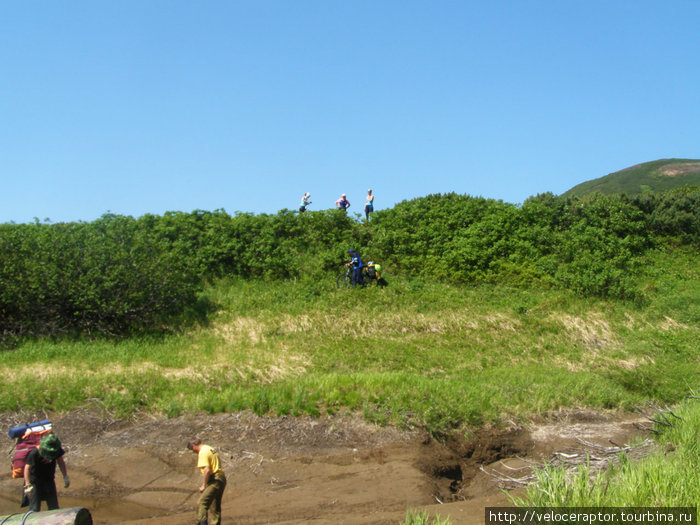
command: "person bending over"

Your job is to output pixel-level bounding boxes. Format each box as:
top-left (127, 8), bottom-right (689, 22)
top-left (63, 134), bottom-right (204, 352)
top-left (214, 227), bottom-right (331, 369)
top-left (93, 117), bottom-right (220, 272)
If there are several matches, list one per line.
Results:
top-left (188, 439), bottom-right (227, 525)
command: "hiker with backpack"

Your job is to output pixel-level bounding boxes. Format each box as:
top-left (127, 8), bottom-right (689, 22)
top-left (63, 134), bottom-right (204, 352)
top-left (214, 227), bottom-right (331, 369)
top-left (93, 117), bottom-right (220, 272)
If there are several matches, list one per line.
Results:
top-left (365, 261), bottom-right (382, 282)
top-left (21, 433), bottom-right (70, 512)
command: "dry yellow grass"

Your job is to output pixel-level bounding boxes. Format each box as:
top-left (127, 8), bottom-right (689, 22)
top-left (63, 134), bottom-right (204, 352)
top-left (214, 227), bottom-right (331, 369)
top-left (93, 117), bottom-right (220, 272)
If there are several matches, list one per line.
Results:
top-left (553, 312), bottom-right (617, 351)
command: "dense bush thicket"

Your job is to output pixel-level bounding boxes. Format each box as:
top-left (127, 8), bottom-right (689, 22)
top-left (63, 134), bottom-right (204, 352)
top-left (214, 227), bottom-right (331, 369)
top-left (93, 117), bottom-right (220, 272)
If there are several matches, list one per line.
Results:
top-left (0, 215), bottom-right (200, 340)
top-left (631, 185), bottom-right (700, 241)
top-left (143, 208), bottom-right (366, 279)
top-left (367, 191), bottom-right (653, 298)
top-left (1, 187), bottom-right (697, 341)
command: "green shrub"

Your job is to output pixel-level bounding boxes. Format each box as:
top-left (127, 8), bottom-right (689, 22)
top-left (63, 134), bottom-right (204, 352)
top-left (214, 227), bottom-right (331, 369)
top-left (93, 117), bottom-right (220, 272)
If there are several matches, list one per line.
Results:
top-left (368, 191), bottom-right (653, 299)
top-left (633, 185), bottom-right (700, 241)
top-left (2, 187), bottom-right (697, 342)
top-left (0, 215), bottom-right (200, 340)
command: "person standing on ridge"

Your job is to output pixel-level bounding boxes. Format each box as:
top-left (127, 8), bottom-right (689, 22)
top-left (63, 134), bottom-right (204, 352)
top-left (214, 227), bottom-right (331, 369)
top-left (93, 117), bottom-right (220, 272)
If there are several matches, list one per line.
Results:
top-left (364, 189), bottom-right (374, 220)
top-left (335, 193), bottom-right (350, 211)
top-left (299, 192), bottom-right (311, 213)
top-left (188, 439), bottom-right (227, 525)
top-left (22, 433), bottom-right (70, 512)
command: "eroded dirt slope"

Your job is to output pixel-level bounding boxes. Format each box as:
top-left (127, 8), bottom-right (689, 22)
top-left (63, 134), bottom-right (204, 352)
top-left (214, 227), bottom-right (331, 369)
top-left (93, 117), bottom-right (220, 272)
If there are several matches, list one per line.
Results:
top-left (0, 409), bottom-right (648, 524)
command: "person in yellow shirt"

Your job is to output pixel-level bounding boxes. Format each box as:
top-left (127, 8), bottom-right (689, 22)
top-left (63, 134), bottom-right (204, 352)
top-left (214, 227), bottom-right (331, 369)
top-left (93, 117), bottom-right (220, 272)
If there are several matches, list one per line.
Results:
top-left (187, 439), bottom-right (227, 525)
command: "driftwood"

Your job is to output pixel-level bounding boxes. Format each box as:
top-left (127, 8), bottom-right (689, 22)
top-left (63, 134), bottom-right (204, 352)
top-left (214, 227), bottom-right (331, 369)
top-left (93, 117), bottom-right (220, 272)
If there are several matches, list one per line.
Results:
top-left (480, 437), bottom-right (654, 490)
top-left (633, 402), bottom-right (685, 434)
top-left (483, 400), bottom-right (695, 490)
top-left (479, 462), bottom-right (536, 487)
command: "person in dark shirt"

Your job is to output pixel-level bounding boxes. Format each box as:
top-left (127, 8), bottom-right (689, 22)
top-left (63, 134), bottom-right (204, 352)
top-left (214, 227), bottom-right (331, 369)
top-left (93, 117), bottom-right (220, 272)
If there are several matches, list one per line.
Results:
top-left (346, 249), bottom-right (365, 287)
top-left (22, 433), bottom-right (69, 511)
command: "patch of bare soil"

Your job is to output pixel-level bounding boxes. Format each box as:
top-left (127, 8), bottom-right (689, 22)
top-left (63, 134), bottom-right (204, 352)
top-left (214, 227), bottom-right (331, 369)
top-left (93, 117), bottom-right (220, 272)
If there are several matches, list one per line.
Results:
top-left (660, 162), bottom-right (700, 177)
top-left (0, 409), bottom-right (650, 524)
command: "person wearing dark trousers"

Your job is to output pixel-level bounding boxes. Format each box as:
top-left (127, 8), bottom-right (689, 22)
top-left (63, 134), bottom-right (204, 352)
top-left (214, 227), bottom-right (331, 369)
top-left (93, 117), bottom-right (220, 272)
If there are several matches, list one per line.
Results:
top-left (364, 189), bottom-right (374, 220)
top-left (188, 439), bottom-right (227, 525)
top-left (299, 192), bottom-right (311, 212)
top-left (22, 434), bottom-right (69, 512)
top-left (347, 249), bottom-right (364, 287)
top-left (335, 193), bottom-right (350, 211)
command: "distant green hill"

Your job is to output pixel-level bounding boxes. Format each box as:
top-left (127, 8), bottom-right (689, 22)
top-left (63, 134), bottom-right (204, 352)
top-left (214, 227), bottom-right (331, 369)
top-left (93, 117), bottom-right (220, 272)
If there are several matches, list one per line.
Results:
top-left (562, 158), bottom-right (700, 197)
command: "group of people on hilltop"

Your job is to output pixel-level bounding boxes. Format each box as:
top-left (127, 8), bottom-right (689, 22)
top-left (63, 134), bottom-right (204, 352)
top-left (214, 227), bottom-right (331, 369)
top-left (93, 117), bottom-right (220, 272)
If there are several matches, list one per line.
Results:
top-left (298, 190), bottom-right (382, 288)
top-left (299, 189), bottom-right (375, 220)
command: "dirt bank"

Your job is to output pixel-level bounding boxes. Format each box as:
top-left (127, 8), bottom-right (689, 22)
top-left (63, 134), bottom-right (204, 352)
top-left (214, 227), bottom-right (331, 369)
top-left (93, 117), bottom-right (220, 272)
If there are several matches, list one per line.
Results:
top-left (1, 409), bottom-right (649, 524)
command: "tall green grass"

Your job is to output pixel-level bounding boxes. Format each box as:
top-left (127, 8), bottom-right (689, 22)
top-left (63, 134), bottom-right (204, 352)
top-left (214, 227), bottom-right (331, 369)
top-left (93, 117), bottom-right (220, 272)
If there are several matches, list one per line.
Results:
top-left (401, 509), bottom-right (452, 525)
top-left (0, 247), bottom-right (697, 435)
top-left (514, 398), bottom-right (700, 508)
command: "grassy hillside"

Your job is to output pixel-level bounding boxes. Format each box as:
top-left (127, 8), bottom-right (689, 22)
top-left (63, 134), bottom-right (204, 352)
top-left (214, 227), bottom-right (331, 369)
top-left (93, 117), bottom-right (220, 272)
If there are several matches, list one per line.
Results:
top-left (2, 179), bottom-right (697, 516)
top-left (562, 158), bottom-right (700, 197)
top-left (1, 186), bottom-right (698, 438)
top-left (1, 245), bottom-right (697, 436)
top-left (3, 188), bottom-right (699, 344)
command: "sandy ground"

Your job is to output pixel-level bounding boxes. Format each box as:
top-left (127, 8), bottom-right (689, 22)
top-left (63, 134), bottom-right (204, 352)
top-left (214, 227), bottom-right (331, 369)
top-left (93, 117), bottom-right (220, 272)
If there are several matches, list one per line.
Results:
top-left (0, 408), bottom-right (650, 524)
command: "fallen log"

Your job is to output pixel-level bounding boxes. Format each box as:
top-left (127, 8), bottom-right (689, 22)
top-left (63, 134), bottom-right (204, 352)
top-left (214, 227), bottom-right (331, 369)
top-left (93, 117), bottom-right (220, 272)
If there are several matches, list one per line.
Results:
top-left (0, 508), bottom-right (92, 525)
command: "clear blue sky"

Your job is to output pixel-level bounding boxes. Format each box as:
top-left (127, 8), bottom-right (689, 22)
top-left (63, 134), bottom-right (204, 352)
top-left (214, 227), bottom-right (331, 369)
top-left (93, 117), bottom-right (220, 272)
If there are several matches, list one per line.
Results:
top-left (2, 1), bottom-right (699, 223)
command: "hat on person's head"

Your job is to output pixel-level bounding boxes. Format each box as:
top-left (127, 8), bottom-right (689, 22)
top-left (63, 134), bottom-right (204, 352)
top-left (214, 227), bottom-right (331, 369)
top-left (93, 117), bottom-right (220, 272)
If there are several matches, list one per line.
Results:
top-left (38, 434), bottom-right (63, 461)
top-left (348, 249), bottom-right (355, 254)
top-left (342, 193), bottom-right (346, 197)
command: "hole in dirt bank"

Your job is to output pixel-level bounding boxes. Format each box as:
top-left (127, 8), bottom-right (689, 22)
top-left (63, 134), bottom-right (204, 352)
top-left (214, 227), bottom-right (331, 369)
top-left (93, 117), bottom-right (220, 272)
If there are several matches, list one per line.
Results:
top-left (453, 427), bottom-right (533, 465)
top-left (434, 464), bottom-right (463, 493)
top-left (419, 426), bottom-right (534, 502)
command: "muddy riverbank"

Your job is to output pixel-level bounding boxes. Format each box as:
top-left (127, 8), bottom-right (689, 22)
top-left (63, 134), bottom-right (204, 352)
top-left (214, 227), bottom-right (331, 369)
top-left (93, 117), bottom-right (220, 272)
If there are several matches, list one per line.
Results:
top-left (1, 409), bottom-right (649, 524)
